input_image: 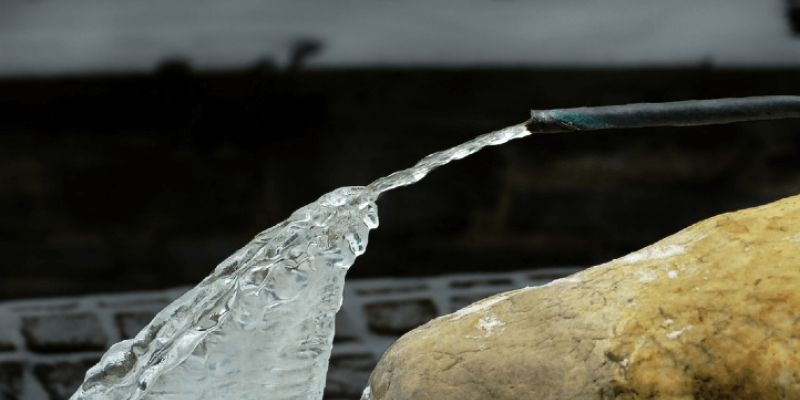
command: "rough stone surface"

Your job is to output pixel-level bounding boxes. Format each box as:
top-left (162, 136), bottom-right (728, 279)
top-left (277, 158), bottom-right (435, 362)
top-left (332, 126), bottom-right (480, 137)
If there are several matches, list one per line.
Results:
top-left (33, 359), bottom-right (98, 400)
top-left (21, 314), bottom-right (107, 353)
top-left (366, 193), bottom-right (800, 400)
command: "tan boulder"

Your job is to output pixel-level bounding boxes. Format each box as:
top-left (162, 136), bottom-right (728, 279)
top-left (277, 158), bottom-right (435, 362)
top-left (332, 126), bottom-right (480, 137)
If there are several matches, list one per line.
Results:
top-left (363, 194), bottom-right (800, 400)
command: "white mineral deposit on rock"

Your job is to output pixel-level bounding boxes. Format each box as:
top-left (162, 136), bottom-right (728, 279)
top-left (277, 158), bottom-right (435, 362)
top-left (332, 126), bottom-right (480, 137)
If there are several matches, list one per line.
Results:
top-left (636, 270), bottom-right (657, 283)
top-left (665, 326), bottom-right (692, 340)
top-left (360, 386), bottom-right (373, 400)
top-left (72, 123), bottom-right (529, 400)
top-left (667, 270), bottom-right (678, 279)
top-left (475, 314), bottom-right (505, 337)
top-left (620, 244), bottom-right (684, 264)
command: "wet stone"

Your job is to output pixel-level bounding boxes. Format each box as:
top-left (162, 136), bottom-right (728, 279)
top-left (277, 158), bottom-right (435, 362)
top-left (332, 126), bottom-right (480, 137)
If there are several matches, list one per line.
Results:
top-left (364, 299), bottom-right (437, 335)
top-left (21, 313), bottom-right (107, 353)
top-left (114, 311), bottom-right (156, 340)
top-left (0, 362), bottom-right (23, 400)
top-left (34, 359), bottom-right (98, 400)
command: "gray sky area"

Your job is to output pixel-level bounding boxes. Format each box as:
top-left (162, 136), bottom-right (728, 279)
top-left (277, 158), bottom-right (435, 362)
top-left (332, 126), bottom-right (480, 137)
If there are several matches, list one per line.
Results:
top-left (1, 0), bottom-right (799, 76)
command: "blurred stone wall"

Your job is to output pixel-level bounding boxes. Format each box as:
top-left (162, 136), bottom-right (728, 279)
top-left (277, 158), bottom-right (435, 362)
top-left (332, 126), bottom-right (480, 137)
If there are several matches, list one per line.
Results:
top-left (1, 67), bottom-right (799, 300)
top-left (0, 268), bottom-right (579, 400)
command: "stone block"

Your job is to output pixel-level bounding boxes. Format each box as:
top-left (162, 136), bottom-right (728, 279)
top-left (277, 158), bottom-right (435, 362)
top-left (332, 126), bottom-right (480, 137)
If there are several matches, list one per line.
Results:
top-left (34, 359), bottom-right (98, 400)
top-left (21, 313), bottom-right (107, 353)
top-left (114, 311), bottom-right (156, 340)
top-left (0, 362), bottom-right (22, 400)
top-left (364, 299), bottom-right (437, 336)
top-left (366, 193), bottom-right (800, 400)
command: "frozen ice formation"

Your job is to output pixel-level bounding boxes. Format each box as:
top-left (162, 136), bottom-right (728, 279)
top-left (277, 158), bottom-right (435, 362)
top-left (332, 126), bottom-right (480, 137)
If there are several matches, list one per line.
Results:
top-left (70, 123), bottom-right (530, 400)
top-left (71, 186), bottom-right (378, 400)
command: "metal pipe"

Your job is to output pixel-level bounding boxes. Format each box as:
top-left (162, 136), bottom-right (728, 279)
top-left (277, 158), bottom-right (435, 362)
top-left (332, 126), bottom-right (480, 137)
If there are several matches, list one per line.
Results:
top-left (525, 96), bottom-right (800, 134)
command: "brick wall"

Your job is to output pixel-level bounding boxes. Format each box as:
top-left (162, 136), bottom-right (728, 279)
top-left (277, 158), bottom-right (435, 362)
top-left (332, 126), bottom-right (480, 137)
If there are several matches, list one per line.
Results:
top-left (0, 267), bottom-right (582, 400)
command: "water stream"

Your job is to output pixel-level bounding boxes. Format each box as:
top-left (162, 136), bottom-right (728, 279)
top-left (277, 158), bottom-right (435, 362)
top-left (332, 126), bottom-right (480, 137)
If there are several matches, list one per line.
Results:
top-left (70, 123), bottom-right (530, 400)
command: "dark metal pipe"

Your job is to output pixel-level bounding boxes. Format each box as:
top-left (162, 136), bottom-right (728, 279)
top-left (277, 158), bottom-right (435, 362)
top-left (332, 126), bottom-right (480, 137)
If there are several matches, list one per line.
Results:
top-left (525, 96), bottom-right (800, 134)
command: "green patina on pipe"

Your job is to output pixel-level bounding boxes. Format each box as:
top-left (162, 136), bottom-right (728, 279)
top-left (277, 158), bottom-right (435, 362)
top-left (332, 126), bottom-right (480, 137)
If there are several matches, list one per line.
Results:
top-left (526, 96), bottom-right (800, 134)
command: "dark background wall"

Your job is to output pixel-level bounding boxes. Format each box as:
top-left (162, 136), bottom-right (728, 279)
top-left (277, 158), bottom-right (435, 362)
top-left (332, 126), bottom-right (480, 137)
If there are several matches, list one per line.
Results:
top-left (2, 65), bottom-right (799, 300)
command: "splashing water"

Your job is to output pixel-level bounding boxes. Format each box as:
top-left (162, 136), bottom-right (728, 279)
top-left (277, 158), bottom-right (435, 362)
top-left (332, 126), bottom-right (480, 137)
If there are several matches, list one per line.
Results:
top-left (70, 123), bottom-right (530, 400)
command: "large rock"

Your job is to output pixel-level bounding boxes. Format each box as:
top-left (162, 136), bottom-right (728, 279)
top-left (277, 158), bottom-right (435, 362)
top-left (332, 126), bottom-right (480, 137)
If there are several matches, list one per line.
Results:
top-left (364, 194), bottom-right (800, 400)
